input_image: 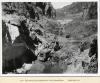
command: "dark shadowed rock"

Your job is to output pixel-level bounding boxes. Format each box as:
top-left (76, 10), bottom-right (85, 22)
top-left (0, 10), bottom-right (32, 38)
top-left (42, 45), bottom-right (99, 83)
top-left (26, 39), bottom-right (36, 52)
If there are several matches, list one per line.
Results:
top-left (2, 44), bottom-right (37, 73)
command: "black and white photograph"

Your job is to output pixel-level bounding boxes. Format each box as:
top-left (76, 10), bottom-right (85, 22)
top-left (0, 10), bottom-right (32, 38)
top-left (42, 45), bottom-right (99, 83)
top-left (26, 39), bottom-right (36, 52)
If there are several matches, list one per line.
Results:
top-left (2, 1), bottom-right (98, 75)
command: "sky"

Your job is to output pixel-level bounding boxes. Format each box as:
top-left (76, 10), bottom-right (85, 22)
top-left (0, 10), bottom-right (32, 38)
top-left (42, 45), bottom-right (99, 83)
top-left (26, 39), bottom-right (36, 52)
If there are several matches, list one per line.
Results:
top-left (51, 2), bottom-right (72, 9)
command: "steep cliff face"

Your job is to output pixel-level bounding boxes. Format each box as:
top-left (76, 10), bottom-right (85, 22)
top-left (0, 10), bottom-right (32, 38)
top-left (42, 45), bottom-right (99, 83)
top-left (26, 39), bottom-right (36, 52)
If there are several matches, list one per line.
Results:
top-left (56, 2), bottom-right (97, 39)
top-left (2, 2), bottom-right (56, 44)
top-left (2, 2), bottom-right (56, 19)
top-left (2, 2), bottom-right (98, 74)
top-left (2, 2), bottom-right (57, 73)
top-left (56, 2), bottom-right (97, 20)
top-left (87, 2), bottom-right (97, 19)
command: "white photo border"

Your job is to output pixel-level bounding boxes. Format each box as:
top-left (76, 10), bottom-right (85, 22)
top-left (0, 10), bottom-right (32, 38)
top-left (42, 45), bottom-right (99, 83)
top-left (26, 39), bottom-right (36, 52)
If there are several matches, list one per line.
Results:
top-left (0, 0), bottom-right (99, 76)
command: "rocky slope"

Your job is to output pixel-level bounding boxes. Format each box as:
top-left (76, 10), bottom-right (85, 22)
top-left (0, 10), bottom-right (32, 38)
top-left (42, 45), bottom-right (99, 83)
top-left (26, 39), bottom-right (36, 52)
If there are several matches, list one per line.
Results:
top-left (56, 2), bottom-right (97, 20)
top-left (2, 2), bottom-right (98, 74)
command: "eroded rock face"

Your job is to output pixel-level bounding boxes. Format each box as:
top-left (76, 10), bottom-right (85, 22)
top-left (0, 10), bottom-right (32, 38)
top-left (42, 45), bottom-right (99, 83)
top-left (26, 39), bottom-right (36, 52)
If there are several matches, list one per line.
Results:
top-left (2, 2), bottom-right (57, 74)
top-left (6, 23), bottom-right (19, 43)
top-left (2, 21), bottom-right (12, 46)
top-left (2, 2), bottom-right (56, 19)
top-left (89, 38), bottom-right (97, 58)
top-left (2, 19), bottom-right (43, 73)
top-left (2, 2), bottom-right (98, 74)
top-left (88, 2), bottom-right (97, 19)
top-left (87, 38), bottom-right (98, 73)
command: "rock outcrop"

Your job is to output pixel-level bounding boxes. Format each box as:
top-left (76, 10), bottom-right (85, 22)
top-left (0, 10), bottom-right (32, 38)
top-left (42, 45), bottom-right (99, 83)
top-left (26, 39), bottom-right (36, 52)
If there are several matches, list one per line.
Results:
top-left (2, 2), bottom-right (98, 74)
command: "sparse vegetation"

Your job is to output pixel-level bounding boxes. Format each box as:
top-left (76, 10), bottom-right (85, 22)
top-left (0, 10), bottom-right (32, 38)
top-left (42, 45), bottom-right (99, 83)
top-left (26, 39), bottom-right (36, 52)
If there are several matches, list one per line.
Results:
top-left (2, 2), bottom-right (98, 74)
